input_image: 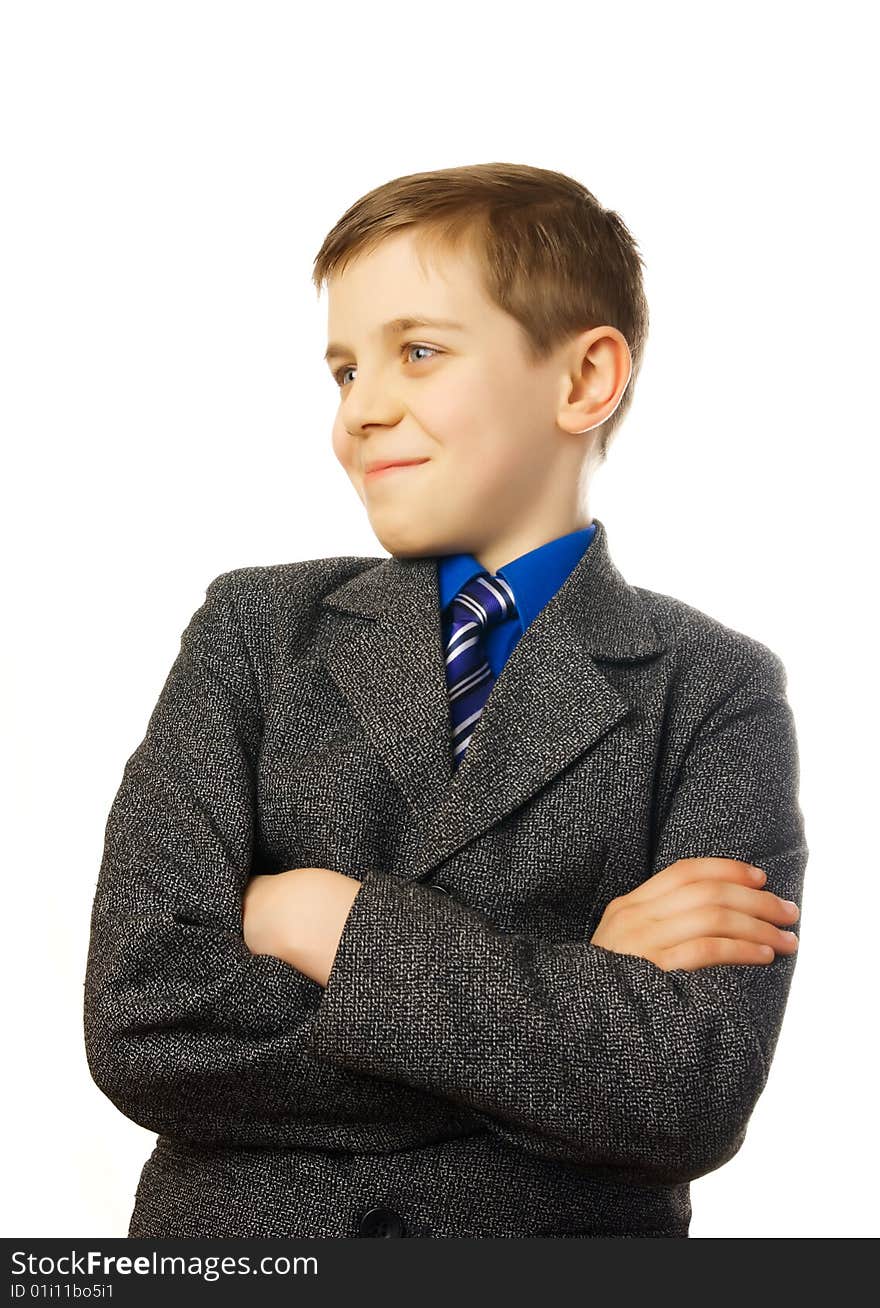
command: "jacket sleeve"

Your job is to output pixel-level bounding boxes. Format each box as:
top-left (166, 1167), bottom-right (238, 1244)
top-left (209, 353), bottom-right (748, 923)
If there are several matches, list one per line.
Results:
top-left (84, 571), bottom-right (336, 1147)
top-left (301, 645), bottom-right (809, 1186)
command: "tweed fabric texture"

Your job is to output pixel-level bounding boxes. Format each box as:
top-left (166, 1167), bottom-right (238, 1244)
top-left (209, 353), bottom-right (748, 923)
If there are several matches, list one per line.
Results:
top-left (83, 517), bottom-right (808, 1238)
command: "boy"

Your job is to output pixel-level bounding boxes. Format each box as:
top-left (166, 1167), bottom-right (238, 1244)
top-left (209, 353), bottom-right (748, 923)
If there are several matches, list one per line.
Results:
top-left (83, 162), bottom-right (807, 1239)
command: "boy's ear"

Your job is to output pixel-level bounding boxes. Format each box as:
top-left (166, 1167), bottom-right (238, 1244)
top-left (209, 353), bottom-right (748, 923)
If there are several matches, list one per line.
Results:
top-left (558, 326), bottom-right (632, 436)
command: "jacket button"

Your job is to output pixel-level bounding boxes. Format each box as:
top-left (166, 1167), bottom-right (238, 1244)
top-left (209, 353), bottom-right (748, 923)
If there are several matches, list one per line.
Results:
top-left (357, 1206), bottom-right (406, 1237)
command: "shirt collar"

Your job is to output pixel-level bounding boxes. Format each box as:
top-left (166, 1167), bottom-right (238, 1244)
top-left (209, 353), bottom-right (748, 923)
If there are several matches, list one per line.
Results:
top-left (437, 523), bottom-right (597, 631)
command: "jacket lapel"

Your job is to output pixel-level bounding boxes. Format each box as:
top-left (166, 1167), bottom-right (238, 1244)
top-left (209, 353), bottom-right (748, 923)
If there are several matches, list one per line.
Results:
top-left (319, 517), bottom-right (667, 883)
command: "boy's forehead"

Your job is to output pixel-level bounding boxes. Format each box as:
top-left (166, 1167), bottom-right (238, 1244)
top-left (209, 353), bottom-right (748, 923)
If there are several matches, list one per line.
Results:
top-left (327, 233), bottom-right (484, 318)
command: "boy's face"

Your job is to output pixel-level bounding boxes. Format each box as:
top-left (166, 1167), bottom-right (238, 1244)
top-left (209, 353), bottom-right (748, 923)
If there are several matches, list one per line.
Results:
top-left (325, 229), bottom-right (617, 570)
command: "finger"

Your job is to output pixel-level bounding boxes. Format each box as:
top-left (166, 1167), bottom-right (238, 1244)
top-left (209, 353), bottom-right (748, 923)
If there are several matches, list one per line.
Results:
top-left (654, 936), bottom-right (780, 972)
top-left (622, 856), bottom-right (765, 907)
top-left (633, 880), bottom-right (800, 927)
top-left (618, 903), bottom-right (799, 954)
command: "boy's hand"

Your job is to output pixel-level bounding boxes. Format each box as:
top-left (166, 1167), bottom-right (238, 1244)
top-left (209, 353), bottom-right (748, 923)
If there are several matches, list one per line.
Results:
top-left (242, 867), bottom-right (362, 986)
top-left (589, 857), bottom-right (800, 972)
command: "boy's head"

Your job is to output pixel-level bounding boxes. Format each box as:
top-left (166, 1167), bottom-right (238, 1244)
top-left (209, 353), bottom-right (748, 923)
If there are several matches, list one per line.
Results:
top-left (313, 162), bottom-right (648, 571)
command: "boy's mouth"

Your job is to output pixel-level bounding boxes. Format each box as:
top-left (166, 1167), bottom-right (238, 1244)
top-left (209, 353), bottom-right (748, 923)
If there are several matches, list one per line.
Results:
top-left (364, 458), bottom-right (430, 479)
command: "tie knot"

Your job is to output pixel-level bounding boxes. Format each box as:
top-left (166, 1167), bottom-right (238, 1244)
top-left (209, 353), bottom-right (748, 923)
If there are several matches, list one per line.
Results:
top-left (449, 570), bottom-right (517, 631)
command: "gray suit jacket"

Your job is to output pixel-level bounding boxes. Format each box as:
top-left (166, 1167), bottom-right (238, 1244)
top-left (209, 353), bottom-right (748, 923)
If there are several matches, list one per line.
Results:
top-left (83, 516), bottom-right (808, 1239)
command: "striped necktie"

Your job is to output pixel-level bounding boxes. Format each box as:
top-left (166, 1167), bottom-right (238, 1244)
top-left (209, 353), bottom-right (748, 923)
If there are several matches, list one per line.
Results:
top-left (445, 570), bottom-right (517, 770)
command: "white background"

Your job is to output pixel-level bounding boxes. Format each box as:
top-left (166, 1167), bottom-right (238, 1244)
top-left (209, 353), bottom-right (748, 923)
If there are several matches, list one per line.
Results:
top-left (2, 0), bottom-right (876, 1240)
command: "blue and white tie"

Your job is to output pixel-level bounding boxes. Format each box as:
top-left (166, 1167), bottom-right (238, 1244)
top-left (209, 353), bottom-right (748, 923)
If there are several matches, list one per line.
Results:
top-left (445, 571), bottom-right (517, 770)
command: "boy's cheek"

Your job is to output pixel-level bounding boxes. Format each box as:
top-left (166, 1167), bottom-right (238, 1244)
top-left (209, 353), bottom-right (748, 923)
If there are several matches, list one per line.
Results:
top-left (331, 428), bottom-right (366, 501)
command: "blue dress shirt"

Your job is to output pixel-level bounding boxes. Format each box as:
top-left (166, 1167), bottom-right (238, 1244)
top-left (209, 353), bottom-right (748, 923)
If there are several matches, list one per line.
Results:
top-left (437, 523), bottom-right (597, 678)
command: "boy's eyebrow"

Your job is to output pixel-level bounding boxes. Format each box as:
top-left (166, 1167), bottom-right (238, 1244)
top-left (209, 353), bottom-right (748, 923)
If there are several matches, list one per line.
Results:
top-left (324, 316), bottom-right (466, 363)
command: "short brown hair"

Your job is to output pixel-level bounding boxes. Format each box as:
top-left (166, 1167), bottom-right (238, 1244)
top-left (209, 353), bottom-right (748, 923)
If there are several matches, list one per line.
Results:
top-left (311, 161), bottom-right (649, 464)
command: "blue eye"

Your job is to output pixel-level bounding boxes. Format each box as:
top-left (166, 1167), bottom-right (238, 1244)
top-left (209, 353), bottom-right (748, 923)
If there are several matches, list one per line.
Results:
top-left (333, 343), bottom-right (440, 388)
top-left (406, 343), bottom-right (438, 365)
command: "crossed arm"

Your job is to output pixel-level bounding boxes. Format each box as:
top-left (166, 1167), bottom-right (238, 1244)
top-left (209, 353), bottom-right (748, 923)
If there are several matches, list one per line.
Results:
top-left (242, 855), bottom-right (800, 989)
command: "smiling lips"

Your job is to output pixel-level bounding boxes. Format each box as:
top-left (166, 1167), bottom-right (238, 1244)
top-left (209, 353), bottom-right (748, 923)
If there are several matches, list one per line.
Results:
top-left (364, 458), bottom-right (430, 479)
